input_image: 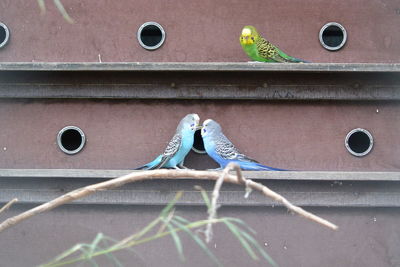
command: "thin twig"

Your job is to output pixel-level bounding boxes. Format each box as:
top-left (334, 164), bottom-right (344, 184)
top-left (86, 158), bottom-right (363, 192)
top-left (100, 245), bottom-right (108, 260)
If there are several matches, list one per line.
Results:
top-left (0, 198), bottom-right (18, 216)
top-left (0, 169), bottom-right (338, 233)
top-left (205, 163), bottom-right (236, 242)
top-left (229, 164), bottom-right (253, 198)
top-left (205, 162), bottom-right (256, 242)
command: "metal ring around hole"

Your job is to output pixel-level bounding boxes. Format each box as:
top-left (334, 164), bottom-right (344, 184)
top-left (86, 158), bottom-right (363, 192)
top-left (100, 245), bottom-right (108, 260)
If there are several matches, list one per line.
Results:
top-left (137, 22), bottom-right (166, 50)
top-left (191, 147), bottom-right (207, 154)
top-left (319, 22), bottom-right (347, 51)
top-left (0, 22), bottom-right (10, 48)
top-left (57, 126), bottom-right (86, 155)
top-left (345, 128), bottom-right (373, 157)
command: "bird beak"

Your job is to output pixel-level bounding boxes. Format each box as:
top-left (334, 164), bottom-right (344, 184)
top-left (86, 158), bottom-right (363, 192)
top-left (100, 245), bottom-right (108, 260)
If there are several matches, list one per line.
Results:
top-left (243, 35), bottom-right (253, 45)
top-left (196, 125), bottom-right (203, 130)
top-left (191, 114), bottom-right (200, 130)
top-left (241, 28), bottom-right (253, 45)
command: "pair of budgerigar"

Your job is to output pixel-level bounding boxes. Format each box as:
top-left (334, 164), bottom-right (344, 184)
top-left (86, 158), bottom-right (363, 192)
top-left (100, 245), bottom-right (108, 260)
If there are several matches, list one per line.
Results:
top-left (135, 114), bottom-right (284, 171)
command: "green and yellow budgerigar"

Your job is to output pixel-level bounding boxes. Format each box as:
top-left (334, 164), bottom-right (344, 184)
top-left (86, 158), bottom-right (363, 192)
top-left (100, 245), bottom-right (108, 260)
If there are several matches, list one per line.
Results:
top-left (240, 25), bottom-right (309, 63)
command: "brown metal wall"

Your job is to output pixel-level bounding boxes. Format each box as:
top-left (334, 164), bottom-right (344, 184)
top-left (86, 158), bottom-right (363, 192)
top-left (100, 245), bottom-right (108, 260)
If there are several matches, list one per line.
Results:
top-left (1, 99), bottom-right (399, 171)
top-left (1, 205), bottom-right (399, 267)
top-left (0, 0), bottom-right (400, 63)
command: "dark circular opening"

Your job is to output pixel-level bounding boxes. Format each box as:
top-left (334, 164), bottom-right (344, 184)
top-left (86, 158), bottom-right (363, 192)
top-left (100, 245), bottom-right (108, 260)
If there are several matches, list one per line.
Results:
top-left (319, 22), bottom-right (346, 51)
top-left (0, 26), bottom-right (6, 44)
top-left (140, 25), bottom-right (162, 47)
top-left (322, 25), bottom-right (344, 48)
top-left (57, 126), bottom-right (86, 155)
top-left (347, 131), bottom-right (371, 154)
top-left (192, 129), bottom-right (206, 154)
top-left (0, 22), bottom-right (9, 48)
top-left (60, 129), bottom-right (83, 151)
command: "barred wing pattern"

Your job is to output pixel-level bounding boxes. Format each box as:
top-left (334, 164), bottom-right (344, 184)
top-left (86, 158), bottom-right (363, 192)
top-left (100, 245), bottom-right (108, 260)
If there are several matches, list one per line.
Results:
top-left (256, 37), bottom-right (290, 63)
top-left (152, 133), bottom-right (182, 169)
top-left (214, 134), bottom-right (259, 163)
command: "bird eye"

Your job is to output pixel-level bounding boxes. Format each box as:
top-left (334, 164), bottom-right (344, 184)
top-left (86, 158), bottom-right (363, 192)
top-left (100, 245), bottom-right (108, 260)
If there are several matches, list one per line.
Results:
top-left (251, 37), bottom-right (254, 40)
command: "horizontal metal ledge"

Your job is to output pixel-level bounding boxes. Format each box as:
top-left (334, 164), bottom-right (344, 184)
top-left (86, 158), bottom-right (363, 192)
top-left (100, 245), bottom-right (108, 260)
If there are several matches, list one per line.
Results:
top-left (0, 62), bottom-right (400, 72)
top-left (1, 170), bottom-right (400, 207)
top-left (1, 188), bottom-right (400, 208)
top-left (0, 83), bottom-right (399, 100)
top-left (1, 169), bottom-right (399, 181)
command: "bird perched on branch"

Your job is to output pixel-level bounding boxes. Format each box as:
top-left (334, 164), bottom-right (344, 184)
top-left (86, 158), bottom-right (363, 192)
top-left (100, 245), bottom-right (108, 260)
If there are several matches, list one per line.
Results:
top-left (240, 25), bottom-right (309, 63)
top-left (135, 114), bottom-right (200, 170)
top-left (201, 119), bottom-right (285, 171)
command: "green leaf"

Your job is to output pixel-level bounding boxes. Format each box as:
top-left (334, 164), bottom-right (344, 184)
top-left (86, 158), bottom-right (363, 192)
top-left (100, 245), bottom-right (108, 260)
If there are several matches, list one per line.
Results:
top-left (240, 230), bottom-right (278, 267)
top-left (224, 220), bottom-right (259, 260)
top-left (104, 252), bottom-right (124, 267)
top-left (171, 219), bottom-right (222, 267)
top-left (99, 238), bottom-right (124, 267)
top-left (160, 191), bottom-right (183, 218)
top-left (196, 186), bottom-right (211, 209)
top-left (53, 0), bottom-right (74, 23)
top-left (88, 233), bottom-right (104, 255)
top-left (173, 215), bottom-right (190, 224)
top-left (224, 217), bottom-right (257, 235)
top-left (162, 218), bottom-right (185, 261)
top-left (37, 0), bottom-right (46, 14)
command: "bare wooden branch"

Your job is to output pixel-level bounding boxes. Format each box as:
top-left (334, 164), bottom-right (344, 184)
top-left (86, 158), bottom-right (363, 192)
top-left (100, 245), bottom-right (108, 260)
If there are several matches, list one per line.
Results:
top-left (0, 169), bottom-right (338, 233)
top-left (0, 198), bottom-right (18, 216)
top-left (205, 163), bottom-right (237, 242)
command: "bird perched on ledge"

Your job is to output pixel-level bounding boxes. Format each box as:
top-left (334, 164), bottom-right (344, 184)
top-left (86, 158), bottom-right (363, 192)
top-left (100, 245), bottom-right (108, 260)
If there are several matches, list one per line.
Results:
top-left (201, 119), bottom-right (286, 171)
top-left (135, 114), bottom-right (200, 170)
top-left (240, 25), bottom-right (309, 63)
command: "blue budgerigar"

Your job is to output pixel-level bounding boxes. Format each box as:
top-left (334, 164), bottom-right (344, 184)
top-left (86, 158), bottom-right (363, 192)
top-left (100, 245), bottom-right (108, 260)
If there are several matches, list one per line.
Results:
top-left (135, 114), bottom-right (200, 170)
top-left (201, 119), bottom-right (285, 171)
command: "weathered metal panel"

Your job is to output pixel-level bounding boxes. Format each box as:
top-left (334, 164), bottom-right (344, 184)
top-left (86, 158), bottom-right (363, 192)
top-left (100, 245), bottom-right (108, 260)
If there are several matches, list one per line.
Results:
top-left (0, 99), bottom-right (399, 171)
top-left (0, 205), bottom-right (399, 266)
top-left (2, 169), bottom-right (400, 206)
top-left (0, 1), bottom-right (399, 63)
top-left (0, 65), bottom-right (399, 100)
top-left (1, 169), bottom-right (400, 266)
top-left (0, 62), bottom-right (400, 72)
top-left (1, 174), bottom-right (400, 207)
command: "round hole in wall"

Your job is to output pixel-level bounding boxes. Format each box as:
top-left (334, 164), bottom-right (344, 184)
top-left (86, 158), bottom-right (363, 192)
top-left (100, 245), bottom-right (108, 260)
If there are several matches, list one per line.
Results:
top-left (345, 128), bottom-right (373, 157)
top-left (319, 22), bottom-right (347, 51)
top-left (192, 129), bottom-right (206, 154)
top-left (57, 126), bottom-right (86, 155)
top-left (0, 22), bottom-right (10, 48)
top-left (137, 22), bottom-right (166, 50)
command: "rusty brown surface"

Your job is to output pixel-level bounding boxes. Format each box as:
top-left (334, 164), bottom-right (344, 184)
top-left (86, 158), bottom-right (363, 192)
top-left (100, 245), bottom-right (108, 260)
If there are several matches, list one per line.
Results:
top-left (0, 99), bottom-right (399, 171)
top-left (0, 0), bottom-right (399, 63)
top-left (0, 205), bottom-right (399, 266)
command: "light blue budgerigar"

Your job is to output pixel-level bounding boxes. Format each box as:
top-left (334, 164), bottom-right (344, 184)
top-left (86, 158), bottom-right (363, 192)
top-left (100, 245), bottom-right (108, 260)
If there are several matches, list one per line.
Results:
top-left (201, 119), bottom-right (286, 171)
top-left (135, 114), bottom-right (200, 170)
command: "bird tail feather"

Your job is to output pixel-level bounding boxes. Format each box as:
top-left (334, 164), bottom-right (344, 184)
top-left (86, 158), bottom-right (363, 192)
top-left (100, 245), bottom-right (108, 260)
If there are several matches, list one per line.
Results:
top-left (134, 155), bottom-right (163, 170)
top-left (239, 162), bottom-right (287, 171)
top-left (287, 56), bottom-right (310, 63)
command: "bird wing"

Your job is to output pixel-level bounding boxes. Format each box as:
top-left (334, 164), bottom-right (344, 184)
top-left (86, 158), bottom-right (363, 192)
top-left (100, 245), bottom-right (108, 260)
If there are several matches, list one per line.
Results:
top-left (256, 37), bottom-right (293, 63)
top-left (214, 134), bottom-right (259, 163)
top-left (152, 133), bottom-right (182, 169)
top-left (256, 37), bottom-right (279, 61)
